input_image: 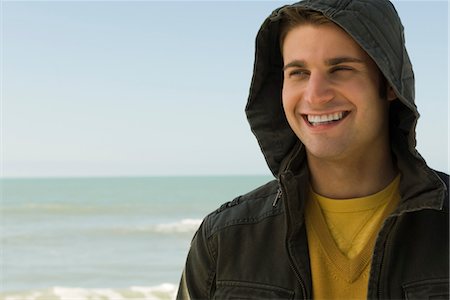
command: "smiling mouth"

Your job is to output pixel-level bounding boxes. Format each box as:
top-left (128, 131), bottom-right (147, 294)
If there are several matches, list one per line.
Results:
top-left (303, 111), bottom-right (350, 126)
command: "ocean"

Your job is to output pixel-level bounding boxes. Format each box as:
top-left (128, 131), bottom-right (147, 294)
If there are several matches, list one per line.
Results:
top-left (0, 175), bottom-right (273, 300)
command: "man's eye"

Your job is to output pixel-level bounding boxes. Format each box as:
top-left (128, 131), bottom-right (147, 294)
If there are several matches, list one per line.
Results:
top-left (331, 66), bottom-right (353, 73)
top-left (288, 70), bottom-right (309, 78)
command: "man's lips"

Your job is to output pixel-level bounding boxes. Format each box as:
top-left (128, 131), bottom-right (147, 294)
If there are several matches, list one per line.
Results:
top-left (302, 111), bottom-right (350, 126)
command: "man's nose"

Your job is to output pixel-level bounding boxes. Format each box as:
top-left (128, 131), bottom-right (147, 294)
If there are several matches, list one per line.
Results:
top-left (303, 73), bottom-right (334, 105)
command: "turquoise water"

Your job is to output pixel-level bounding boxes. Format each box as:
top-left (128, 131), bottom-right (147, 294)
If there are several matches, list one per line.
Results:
top-left (0, 176), bottom-right (272, 300)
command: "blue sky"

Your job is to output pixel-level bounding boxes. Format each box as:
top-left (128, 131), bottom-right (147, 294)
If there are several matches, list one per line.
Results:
top-left (2, 1), bottom-right (448, 177)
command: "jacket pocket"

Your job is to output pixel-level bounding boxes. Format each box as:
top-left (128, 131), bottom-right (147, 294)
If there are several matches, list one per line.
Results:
top-left (403, 278), bottom-right (449, 299)
top-left (214, 280), bottom-right (295, 299)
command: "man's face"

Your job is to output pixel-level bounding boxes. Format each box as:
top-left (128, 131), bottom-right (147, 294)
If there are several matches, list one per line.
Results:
top-left (282, 23), bottom-right (394, 164)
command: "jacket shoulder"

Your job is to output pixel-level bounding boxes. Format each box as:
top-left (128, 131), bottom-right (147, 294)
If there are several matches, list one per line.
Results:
top-left (435, 170), bottom-right (449, 188)
top-left (434, 170), bottom-right (449, 211)
top-left (204, 179), bottom-right (282, 238)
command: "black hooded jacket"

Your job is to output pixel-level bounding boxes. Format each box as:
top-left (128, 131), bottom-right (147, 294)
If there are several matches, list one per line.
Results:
top-left (177, 0), bottom-right (449, 299)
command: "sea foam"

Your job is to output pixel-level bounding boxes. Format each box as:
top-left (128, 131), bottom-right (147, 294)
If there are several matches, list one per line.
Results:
top-left (1, 283), bottom-right (178, 300)
top-left (153, 219), bottom-right (202, 233)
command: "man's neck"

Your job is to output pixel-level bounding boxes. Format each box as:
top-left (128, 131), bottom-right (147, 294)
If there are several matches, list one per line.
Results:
top-left (307, 150), bottom-right (397, 199)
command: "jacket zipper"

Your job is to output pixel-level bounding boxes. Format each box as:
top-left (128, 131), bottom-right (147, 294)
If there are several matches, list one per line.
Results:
top-left (272, 188), bottom-right (282, 207)
top-left (287, 242), bottom-right (308, 299)
top-left (278, 176), bottom-right (308, 299)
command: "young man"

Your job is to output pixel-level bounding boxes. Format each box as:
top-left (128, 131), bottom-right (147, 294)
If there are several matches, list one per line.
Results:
top-left (178, 0), bottom-right (449, 299)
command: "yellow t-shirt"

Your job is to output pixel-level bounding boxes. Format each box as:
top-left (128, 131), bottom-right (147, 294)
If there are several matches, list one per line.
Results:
top-left (305, 175), bottom-right (401, 299)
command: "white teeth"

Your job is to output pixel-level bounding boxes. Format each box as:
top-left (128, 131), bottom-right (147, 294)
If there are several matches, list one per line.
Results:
top-left (307, 112), bottom-right (344, 125)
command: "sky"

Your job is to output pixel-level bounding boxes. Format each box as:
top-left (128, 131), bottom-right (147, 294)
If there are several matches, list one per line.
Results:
top-left (2, 0), bottom-right (449, 178)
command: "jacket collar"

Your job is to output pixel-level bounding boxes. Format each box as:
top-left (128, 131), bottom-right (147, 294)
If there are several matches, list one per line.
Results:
top-left (279, 134), bottom-right (447, 216)
top-left (391, 129), bottom-right (447, 214)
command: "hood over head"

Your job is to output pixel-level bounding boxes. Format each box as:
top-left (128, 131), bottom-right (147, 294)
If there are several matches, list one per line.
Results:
top-left (245, 0), bottom-right (419, 177)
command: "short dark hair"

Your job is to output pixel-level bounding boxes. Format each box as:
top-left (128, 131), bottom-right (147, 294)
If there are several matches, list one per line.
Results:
top-left (279, 7), bottom-right (332, 53)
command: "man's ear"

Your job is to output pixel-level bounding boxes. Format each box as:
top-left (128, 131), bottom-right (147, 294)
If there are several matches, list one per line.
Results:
top-left (387, 86), bottom-right (397, 101)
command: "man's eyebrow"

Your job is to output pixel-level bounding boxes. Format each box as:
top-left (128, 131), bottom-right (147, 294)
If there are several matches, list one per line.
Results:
top-left (283, 60), bottom-right (306, 71)
top-left (325, 57), bottom-right (365, 65)
top-left (283, 57), bottom-right (365, 71)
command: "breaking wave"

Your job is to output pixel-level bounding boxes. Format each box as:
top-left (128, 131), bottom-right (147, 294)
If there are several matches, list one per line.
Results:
top-left (97, 219), bottom-right (203, 236)
top-left (153, 219), bottom-right (202, 233)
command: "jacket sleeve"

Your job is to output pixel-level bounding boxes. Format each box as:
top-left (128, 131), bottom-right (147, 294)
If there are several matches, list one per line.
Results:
top-left (177, 218), bottom-right (216, 300)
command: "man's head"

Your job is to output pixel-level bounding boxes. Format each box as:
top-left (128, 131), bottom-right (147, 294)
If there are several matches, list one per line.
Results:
top-left (278, 7), bottom-right (396, 163)
top-left (245, 0), bottom-right (417, 177)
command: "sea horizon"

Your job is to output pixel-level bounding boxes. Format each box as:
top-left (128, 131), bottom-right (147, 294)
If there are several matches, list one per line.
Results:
top-left (1, 173), bottom-right (273, 180)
